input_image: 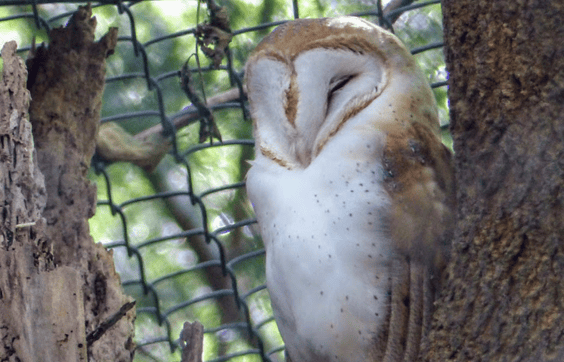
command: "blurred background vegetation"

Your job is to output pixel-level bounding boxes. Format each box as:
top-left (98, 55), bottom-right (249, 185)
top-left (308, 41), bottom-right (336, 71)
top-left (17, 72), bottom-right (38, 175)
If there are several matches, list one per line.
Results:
top-left (0, 1), bottom-right (447, 361)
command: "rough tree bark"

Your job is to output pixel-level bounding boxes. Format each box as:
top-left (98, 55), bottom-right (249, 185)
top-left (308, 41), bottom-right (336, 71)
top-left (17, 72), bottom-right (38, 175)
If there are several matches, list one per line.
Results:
top-left (424, 1), bottom-right (564, 361)
top-left (0, 5), bottom-right (135, 362)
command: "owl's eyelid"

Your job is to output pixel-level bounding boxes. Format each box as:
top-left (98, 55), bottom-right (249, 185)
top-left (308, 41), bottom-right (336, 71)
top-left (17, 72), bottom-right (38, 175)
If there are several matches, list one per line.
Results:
top-left (328, 74), bottom-right (355, 95)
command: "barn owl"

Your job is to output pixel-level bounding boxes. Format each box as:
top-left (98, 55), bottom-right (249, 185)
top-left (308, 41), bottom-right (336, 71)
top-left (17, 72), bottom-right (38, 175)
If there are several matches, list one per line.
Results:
top-left (245, 17), bottom-right (454, 362)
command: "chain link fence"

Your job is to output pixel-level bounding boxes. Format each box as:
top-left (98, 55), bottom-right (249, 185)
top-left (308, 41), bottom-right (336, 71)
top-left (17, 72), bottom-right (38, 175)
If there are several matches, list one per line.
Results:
top-left (0, 1), bottom-right (447, 361)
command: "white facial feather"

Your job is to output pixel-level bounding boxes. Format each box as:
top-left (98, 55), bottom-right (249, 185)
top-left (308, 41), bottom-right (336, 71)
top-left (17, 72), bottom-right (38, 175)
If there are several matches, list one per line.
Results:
top-left (245, 16), bottom-right (455, 362)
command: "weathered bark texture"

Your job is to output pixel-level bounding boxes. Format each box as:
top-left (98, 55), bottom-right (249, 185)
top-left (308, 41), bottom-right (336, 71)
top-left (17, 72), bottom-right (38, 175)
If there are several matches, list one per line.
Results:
top-left (0, 40), bottom-right (78, 362)
top-left (425, 1), bottom-right (564, 361)
top-left (0, 4), bottom-right (134, 362)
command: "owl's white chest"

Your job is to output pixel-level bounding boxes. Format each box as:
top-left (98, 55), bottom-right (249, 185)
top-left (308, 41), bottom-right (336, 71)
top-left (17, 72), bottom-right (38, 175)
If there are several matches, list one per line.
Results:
top-left (247, 129), bottom-right (394, 361)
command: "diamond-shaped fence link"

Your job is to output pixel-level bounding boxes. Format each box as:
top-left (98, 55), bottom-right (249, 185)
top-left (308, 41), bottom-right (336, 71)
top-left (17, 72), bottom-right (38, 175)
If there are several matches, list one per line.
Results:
top-left (0, 1), bottom-right (446, 361)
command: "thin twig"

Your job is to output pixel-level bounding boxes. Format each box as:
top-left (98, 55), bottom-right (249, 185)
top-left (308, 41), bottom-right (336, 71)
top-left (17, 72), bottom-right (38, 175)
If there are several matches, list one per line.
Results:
top-left (86, 301), bottom-right (136, 347)
top-left (133, 86), bottom-right (244, 141)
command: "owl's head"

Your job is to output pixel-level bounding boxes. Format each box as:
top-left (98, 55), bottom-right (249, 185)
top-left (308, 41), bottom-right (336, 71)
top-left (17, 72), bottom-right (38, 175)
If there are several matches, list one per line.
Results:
top-left (245, 16), bottom-right (439, 170)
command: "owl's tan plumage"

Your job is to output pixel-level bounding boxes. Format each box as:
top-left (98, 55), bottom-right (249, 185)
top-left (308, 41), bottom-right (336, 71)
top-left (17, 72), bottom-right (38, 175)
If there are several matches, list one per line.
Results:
top-left (245, 17), bottom-right (454, 361)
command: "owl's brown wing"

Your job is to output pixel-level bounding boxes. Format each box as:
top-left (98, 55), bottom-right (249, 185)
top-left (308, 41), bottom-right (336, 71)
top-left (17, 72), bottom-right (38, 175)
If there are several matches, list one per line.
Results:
top-left (378, 121), bottom-right (455, 361)
top-left (375, 257), bottom-right (433, 362)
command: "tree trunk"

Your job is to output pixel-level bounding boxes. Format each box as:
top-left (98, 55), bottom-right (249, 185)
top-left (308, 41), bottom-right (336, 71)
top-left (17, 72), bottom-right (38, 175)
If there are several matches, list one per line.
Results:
top-left (425, 1), bottom-right (564, 361)
top-left (0, 5), bottom-right (135, 362)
